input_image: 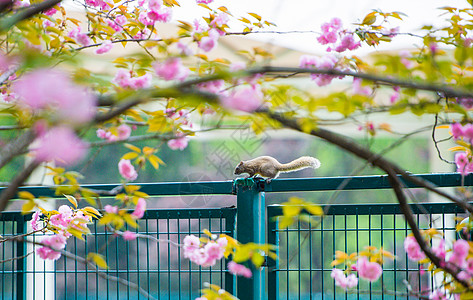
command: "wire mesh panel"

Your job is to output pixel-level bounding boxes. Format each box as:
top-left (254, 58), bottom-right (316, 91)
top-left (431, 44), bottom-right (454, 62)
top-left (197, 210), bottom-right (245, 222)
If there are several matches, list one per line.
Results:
top-left (0, 208), bottom-right (236, 300)
top-left (267, 203), bottom-right (465, 300)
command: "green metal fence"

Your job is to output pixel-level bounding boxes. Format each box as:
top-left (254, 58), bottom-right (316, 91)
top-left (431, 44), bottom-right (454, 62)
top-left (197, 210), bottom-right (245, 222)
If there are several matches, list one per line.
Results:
top-left (0, 173), bottom-right (472, 299)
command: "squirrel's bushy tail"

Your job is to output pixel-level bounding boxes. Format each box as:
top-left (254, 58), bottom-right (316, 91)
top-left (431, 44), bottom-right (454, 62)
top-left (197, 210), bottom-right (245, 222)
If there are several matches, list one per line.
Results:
top-left (279, 156), bottom-right (321, 173)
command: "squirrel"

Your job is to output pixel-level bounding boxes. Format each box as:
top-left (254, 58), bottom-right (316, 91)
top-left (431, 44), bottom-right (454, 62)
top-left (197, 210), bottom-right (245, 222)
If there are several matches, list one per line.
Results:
top-left (234, 156), bottom-right (321, 180)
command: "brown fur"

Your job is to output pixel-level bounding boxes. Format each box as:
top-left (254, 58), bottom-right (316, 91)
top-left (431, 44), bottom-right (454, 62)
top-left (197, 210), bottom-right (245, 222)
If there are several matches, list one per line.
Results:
top-left (234, 156), bottom-right (320, 179)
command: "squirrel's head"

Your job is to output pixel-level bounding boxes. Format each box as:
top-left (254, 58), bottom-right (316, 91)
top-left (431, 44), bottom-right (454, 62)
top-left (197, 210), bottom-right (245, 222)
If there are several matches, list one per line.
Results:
top-left (234, 161), bottom-right (244, 175)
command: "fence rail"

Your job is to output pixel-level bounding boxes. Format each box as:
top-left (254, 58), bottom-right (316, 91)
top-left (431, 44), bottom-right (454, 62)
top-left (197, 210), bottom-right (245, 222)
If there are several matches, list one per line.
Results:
top-left (1, 173), bottom-right (472, 299)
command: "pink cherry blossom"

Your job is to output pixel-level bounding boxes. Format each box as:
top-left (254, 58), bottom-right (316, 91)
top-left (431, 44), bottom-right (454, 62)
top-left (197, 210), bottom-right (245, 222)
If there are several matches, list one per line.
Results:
top-left (97, 129), bottom-right (112, 140)
top-left (115, 15), bottom-right (127, 26)
top-left (118, 159), bottom-right (138, 181)
top-left (455, 152), bottom-right (471, 175)
top-left (228, 261), bottom-right (252, 278)
top-left (317, 18), bottom-right (341, 45)
top-left (331, 268), bottom-right (358, 289)
top-left (106, 19), bottom-right (123, 32)
top-left (122, 231), bottom-right (137, 241)
top-left (138, 12), bottom-right (155, 26)
top-left (183, 235), bottom-right (201, 255)
top-left (44, 234), bottom-right (67, 250)
top-left (154, 58), bottom-right (189, 81)
top-left (31, 211), bottom-right (41, 231)
top-left (229, 62), bottom-right (246, 72)
top-left (356, 257), bottom-right (382, 282)
top-left (432, 238), bottom-right (446, 260)
top-left (220, 85), bottom-right (263, 112)
top-left (96, 40), bottom-right (113, 54)
top-left (390, 86), bottom-right (401, 103)
top-left (147, 6), bottom-right (172, 22)
top-left (167, 136), bottom-right (189, 150)
top-left (104, 205), bottom-right (119, 214)
top-left (453, 239), bottom-right (470, 259)
top-left (13, 69), bottom-right (96, 124)
top-left (353, 78), bottom-right (372, 96)
top-left (34, 126), bottom-right (88, 166)
top-left (334, 34), bottom-right (361, 52)
top-left (130, 73), bottom-right (152, 89)
top-left (117, 124), bottom-right (132, 140)
top-left (211, 12), bottom-right (229, 27)
top-left (467, 258), bottom-right (473, 274)
top-left (131, 198), bottom-right (146, 219)
top-left (404, 236), bottom-right (425, 261)
top-left (399, 50), bottom-right (414, 69)
top-left (198, 36), bottom-right (217, 52)
top-left (429, 290), bottom-right (447, 300)
top-left (36, 246), bottom-right (62, 260)
top-left (197, 80), bottom-right (225, 94)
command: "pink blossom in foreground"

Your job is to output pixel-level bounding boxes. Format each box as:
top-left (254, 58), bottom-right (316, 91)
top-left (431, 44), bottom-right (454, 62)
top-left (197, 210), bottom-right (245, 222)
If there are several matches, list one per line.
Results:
top-left (331, 268), bottom-right (358, 289)
top-left (167, 136), bottom-right (189, 150)
top-left (432, 238), bottom-right (446, 260)
top-left (96, 40), bottom-right (113, 54)
top-left (197, 80), bottom-right (225, 94)
top-left (404, 236), bottom-right (425, 261)
top-left (352, 78), bottom-right (372, 96)
top-left (299, 54), bottom-right (342, 86)
top-left (104, 205), bottom-right (119, 214)
top-left (429, 290), bottom-right (447, 300)
top-left (356, 257), bottom-right (382, 282)
top-left (449, 239), bottom-right (470, 267)
top-left (182, 235), bottom-right (227, 267)
top-left (114, 70), bottom-right (151, 90)
top-left (115, 15), bottom-right (127, 26)
top-left (36, 234), bottom-right (67, 260)
top-left (13, 69), bottom-right (96, 124)
top-left (131, 198), bottom-right (146, 219)
top-left (118, 159), bottom-right (138, 181)
top-left (154, 58), bottom-right (189, 81)
top-left (122, 231), bottom-right (137, 241)
top-left (198, 36), bottom-right (217, 52)
top-left (390, 86), bottom-right (401, 103)
top-left (35, 126), bottom-right (88, 166)
top-left (228, 261), bottom-right (252, 278)
top-left (220, 85), bottom-right (263, 112)
top-left (117, 124), bottom-right (132, 140)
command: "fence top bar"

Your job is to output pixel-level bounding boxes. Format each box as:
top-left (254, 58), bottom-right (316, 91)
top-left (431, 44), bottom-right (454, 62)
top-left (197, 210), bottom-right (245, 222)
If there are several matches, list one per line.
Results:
top-left (268, 201), bottom-right (468, 217)
top-left (262, 173), bottom-right (472, 193)
top-left (2, 173), bottom-right (470, 199)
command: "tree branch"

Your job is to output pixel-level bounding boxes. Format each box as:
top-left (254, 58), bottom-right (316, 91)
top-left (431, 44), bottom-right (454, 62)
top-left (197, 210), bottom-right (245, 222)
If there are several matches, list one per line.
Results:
top-left (259, 108), bottom-right (473, 215)
top-left (0, 0), bottom-right (62, 31)
top-left (0, 129), bottom-right (35, 170)
top-left (0, 160), bottom-right (40, 213)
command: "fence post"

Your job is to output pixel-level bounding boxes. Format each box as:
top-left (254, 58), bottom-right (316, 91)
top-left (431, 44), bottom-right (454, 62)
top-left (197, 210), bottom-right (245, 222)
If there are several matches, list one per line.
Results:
top-left (16, 214), bottom-right (26, 300)
top-left (235, 179), bottom-right (266, 299)
top-left (267, 207), bottom-right (279, 300)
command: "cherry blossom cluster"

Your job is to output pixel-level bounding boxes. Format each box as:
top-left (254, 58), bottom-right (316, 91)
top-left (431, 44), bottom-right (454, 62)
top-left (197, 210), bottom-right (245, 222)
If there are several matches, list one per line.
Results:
top-left (404, 235), bottom-right (473, 298)
top-left (331, 256), bottom-right (382, 290)
top-left (299, 54), bottom-right (345, 86)
top-left (97, 124), bottom-right (132, 142)
top-left (32, 205), bottom-right (92, 260)
top-left (317, 18), bottom-right (361, 53)
top-left (103, 198), bottom-right (146, 242)
top-left (450, 123), bottom-right (473, 175)
top-left (183, 234), bottom-right (253, 278)
top-left (12, 69), bottom-right (96, 166)
top-left (118, 159), bottom-right (139, 181)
